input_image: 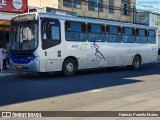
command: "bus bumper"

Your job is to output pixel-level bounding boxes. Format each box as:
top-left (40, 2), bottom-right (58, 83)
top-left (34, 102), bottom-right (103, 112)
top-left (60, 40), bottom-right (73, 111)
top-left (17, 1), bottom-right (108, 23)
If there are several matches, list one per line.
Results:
top-left (10, 59), bottom-right (40, 72)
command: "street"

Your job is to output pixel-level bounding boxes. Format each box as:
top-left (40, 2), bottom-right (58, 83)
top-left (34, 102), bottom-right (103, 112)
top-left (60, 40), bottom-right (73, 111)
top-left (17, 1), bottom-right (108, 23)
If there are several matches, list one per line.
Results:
top-left (0, 63), bottom-right (160, 120)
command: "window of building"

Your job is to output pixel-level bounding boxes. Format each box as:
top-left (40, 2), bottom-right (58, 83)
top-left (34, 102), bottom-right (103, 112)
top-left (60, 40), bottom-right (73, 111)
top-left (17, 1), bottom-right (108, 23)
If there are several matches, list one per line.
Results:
top-left (121, 0), bottom-right (130, 16)
top-left (107, 26), bottom-right (122, 42)
top-left (65, 21), bottom-right (86, 41)
top-left (148, 30), bottom-right (156, 44)
top-left (122, 27), bottom-right (135, 43)
top-left (41, 19), bottom-right (61, 50)
top-left (63, 0), bottom-right (81, 9)
top-left (88, 0), bottom-right (103, 12)
top-left (109, 0), bottom-right (114, 14)
top-left (88, 23), bottom-right (105, 42)
top-left (136, 29), bottom-right (148, 43)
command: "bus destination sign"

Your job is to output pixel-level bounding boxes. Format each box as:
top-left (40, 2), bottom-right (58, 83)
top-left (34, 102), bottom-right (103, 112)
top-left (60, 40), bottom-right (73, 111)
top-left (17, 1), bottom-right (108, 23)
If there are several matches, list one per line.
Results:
top-left (12, 14), bottom-right (36, 22)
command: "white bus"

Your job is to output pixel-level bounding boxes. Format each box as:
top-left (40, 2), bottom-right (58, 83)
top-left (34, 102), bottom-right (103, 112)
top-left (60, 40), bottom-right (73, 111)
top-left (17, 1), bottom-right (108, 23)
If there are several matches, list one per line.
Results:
top-left (9, 12), bottom-right (158, 76)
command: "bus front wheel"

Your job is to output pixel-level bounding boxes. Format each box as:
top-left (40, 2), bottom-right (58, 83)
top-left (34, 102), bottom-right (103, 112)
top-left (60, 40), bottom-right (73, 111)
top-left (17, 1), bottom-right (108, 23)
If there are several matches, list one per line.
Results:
top-left (132, 55), bottom-right (141, 70)
top-left (63, 58), bottom-right (77, 76)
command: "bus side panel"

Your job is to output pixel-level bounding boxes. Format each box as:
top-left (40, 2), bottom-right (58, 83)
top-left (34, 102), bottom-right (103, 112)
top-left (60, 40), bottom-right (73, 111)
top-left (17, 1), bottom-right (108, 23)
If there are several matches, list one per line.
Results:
top-left (121, 43), bottom-right (136, 66)
top-left (147, 31), bottom-right (158, 63)
top-left (61, 41), bottom-right (88, 70)
top-left (147, 44), bottom-right (158, 63)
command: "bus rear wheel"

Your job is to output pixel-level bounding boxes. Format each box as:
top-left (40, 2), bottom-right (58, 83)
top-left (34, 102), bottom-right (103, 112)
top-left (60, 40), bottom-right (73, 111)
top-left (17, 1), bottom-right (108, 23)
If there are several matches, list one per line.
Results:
top-left (63, 58), bottom-right (77, 76)
top-left (132, 55), bottom-right (141, 70)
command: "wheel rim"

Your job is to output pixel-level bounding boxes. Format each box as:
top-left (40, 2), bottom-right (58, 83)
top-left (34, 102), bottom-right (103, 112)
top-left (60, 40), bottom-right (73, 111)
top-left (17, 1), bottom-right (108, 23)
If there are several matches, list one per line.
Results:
top-left (134, 59), bottom-right (139, 68)
top-left (66, 63), bottom-right (74, 72)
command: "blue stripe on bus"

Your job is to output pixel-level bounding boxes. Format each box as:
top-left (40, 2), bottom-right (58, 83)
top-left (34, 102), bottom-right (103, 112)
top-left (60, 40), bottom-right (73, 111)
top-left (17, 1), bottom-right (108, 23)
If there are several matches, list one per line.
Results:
top-left (9, 54), bottom-right (35, 64)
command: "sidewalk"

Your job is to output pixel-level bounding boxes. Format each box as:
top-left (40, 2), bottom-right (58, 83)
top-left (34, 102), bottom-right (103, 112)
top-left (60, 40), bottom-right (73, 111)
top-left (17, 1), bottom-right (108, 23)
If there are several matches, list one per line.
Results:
top-left (0, 65), bottom-right (16, 77)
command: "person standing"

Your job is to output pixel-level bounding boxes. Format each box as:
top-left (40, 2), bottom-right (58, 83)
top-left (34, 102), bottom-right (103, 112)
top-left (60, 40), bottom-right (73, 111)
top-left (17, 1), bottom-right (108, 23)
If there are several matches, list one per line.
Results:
top-left (0, 43), bottom-right (4, 71)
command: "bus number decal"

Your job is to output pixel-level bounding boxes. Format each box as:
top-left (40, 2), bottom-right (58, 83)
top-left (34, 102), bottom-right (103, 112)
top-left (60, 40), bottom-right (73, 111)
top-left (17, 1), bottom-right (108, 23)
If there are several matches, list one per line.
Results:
top-left (72, 45), bottom-right (78, 48)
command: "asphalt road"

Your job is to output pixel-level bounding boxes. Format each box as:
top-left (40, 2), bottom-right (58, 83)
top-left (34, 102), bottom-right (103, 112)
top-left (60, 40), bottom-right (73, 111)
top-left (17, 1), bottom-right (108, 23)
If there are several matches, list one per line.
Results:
top-left (0, 63), bottom-right (160, 120)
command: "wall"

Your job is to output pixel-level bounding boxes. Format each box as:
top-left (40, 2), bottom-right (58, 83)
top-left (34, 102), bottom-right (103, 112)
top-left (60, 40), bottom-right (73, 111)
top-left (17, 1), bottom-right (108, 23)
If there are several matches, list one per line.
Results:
top-left (58, 0), bottom-right (135, 22)
top-left (28, 0), bottom-right (58, 8)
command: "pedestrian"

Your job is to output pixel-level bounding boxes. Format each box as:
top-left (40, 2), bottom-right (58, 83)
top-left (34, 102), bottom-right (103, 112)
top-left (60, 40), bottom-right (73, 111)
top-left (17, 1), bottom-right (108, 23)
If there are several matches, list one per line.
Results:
top-left (0, 42), bottom-right (4, 71)
top-left (2, 46), bottom-right (7, 70)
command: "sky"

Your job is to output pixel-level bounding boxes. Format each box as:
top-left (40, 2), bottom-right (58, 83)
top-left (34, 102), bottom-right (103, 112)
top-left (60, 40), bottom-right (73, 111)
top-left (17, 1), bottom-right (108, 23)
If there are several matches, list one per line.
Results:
top-left (136, 0), bottom-right (160, 13)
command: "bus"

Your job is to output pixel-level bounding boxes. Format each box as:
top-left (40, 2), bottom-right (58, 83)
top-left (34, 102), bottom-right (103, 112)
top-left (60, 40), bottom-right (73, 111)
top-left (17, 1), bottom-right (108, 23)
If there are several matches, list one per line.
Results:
top-left (8, 12), bottom-right (158, 76)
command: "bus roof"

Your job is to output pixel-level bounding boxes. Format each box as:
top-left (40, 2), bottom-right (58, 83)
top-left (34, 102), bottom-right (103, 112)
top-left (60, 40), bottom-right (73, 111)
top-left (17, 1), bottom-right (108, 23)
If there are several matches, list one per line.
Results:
top-left (16, 12), bottom-right (158, 30)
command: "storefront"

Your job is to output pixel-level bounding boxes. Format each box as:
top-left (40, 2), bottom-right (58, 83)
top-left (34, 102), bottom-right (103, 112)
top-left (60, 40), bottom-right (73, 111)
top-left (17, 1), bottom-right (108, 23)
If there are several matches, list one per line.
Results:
top-left (0, 0), bottom-right (28, 45)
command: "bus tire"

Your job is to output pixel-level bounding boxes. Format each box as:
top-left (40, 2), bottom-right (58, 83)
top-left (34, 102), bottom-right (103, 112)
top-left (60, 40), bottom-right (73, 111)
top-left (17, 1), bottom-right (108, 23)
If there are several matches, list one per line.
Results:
top-left (132, 55), bottom-right (141, 70)
top-left (63, 58), bottom-right (77, 76)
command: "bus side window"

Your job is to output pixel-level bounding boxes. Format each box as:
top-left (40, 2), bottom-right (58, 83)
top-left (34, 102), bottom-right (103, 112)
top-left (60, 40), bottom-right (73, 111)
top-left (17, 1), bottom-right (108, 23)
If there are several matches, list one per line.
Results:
top-left (106, 26), bottom-right (109, 33)
top-left (41, 19), bottom-right (61, 50)
top-left (136, 29), bottom-right (148, 43)
top-left (88, 23), bottom-right (105, 42)
top-left (118, 27), bottom-right (122, 34)
top-left (42, 24), bottom-right (47, 39)
top-left (65, 21), bottom-right (86, 41)
top-left (50, 25), bottom-right (60, 40)
top-left (122, 27), bottom-right (135, 43)
top-left (148, 30), bottom-right (156, 44)
top-left (107, 26), bottom-right (122, 43)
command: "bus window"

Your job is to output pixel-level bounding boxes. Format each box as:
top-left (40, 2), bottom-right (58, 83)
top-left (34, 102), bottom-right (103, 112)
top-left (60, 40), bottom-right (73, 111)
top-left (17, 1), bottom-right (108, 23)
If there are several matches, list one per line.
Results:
top-left (41, 19), bottom-right (61, 50)
top-left (88, 23), bottom-right (105, 42)
top-left (106, 26), bottom-right (109, 33)
top-left (65, 21), bottom-right (86, 41)
top-left (148, 30), bottom-right (156, 44)
top-left (122, 27), bottom-right (135, 43)
top-left (136, 29), bottom-right (148, 43)
top-left (107, 26), bottom-right (122, 43)
top-left (110, 26), bottom-right (118, 34)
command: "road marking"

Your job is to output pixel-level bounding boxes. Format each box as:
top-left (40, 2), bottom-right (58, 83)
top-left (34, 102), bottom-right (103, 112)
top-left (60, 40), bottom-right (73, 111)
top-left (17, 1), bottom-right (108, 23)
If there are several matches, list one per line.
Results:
top-left (88, 89), bottom-right (103, 93)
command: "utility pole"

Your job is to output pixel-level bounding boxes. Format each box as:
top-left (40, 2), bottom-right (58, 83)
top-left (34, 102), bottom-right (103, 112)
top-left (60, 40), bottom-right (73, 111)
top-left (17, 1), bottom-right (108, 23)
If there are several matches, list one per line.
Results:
top-left (97, 0), bottom-right (100, 19)
top-left (133, 6), bottom-right (136, 23)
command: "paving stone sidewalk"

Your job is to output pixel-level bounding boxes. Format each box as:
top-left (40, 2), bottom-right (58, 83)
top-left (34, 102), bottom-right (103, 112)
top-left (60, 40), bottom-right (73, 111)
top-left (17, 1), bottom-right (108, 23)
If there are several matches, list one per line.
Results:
top-left (0, 65), bottom-right (16, 77)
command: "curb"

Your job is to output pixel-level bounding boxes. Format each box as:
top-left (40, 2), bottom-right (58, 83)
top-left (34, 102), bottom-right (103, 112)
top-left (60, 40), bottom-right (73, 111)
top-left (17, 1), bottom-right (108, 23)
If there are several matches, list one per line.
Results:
top-left (0, 72), bottom-right (15, 77)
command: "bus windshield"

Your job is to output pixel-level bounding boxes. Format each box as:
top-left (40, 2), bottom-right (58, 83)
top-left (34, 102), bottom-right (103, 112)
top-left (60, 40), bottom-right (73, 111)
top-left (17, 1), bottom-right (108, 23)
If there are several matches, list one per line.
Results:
top-left (9, 20), bottom-right (38, 51)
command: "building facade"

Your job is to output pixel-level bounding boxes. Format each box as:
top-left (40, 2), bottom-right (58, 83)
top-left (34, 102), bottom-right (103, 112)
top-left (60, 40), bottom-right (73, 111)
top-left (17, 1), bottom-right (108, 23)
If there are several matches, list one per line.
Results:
top-left (28, 0), bottom-right (58, 9)
top-left (28, 0), bottom-right (135, 22)
top-left (60, 0), bottom-right (135, 22)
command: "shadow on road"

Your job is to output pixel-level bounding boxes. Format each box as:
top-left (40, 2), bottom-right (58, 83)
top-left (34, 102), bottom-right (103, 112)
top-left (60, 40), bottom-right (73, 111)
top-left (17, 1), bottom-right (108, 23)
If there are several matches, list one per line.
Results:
top-left (0, 63), bottom-right (159, 106)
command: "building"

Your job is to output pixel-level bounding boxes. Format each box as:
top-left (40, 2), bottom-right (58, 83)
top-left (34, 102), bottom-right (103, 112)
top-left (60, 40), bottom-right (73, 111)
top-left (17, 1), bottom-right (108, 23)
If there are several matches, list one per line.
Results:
top-left (149, 13), bottom-right (160, 48)
top-left (28, 0), bottom-right (135, 22)
top-left (135, 0), bottom-right (160, 48)
top-left (0, 0), bottom-right (28, 44)
top-left (60, 0), bottom-right (135, 22)
top-left (28, 0), bottom-right (58, 9)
